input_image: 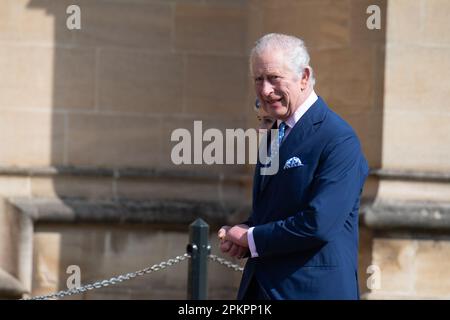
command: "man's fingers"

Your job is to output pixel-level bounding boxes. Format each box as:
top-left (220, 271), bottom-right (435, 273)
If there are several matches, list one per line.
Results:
top-left (220, 240), bottom-right (248, 259)
top-left (237, 246), bottom-right (248, 259)
top-left (218, 226), bottom-right (231, 240)
top-left (228, 243), bottom-right (240, 257)
top-left (218, 224), bottom-right (248, 258)
top-left (218, 229), bottom-right (226, 240)
top-left (224, 225), bottom-right (249, 248)
top-left (220, 240), bottom-right (232, 253)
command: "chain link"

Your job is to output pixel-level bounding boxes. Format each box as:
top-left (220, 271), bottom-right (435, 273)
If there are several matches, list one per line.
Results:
top-left (22, 253), bottom-right (243, 300)
top-left (22, 253), bottom-right (190, 300)
top-left (208, 254), bottom-right (244, 272)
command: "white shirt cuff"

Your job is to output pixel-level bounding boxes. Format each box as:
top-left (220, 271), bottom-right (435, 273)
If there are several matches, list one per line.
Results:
top-left (247, 227), bottom-right (259, 258)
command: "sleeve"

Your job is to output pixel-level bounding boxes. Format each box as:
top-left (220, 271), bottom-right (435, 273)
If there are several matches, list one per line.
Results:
top-left (252, 134), bottom-right (368, 258)
top-left (247, 227), bottom-right (259, 257)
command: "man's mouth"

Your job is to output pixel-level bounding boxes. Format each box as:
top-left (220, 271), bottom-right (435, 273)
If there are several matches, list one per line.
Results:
top-left (266, 98), bottom-right (283, 107)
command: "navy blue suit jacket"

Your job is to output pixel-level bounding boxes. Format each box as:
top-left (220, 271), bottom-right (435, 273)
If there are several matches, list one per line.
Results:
top-left (238, 97), bottom-right (369, 300)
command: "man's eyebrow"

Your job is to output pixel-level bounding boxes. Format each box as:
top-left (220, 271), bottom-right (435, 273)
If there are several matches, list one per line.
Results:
top-left (254, 72), bottom-right (280, 78)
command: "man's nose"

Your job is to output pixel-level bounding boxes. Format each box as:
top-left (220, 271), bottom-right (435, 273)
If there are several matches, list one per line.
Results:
top-left (260, 80), bottom-right (274, 97)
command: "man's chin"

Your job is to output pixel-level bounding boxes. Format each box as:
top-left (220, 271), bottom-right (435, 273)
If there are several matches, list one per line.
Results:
top-left (269, 109), bottom-right (288, 120)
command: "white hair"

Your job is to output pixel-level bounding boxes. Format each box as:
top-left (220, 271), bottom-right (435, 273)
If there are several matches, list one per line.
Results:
top-left (250, 33), bottom-right (316, 87)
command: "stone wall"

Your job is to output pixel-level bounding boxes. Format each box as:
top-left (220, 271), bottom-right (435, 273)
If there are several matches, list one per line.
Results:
top-left (362, 0), bottom-right (450, 299)
top-left (0, 0), bottom-right (385, 172)
top-left (0, 0), bottom-right (449, 299)
top-left (32, 224), bottom-right (244, 299)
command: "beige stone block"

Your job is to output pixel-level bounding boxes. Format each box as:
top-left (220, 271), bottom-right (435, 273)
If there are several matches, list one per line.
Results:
top-left (358, 225), bottom-right (374, 297)
top-left (246, 2), bottom-right (264, 54)
top-left (262, 0), bottom-right (351, 49)
top-left (53, 47), bottom-right (96, 110)
top-left (422, 0), bottom-right (450, 45)
top-left (309, 46), bottom-right (381, 118)
top-left (161, 115), bottom-right (249, 175)
top-left (205, 0), bottom-right (247, 5)
top-left (350, 0), bottom-right (387, 45)
top-left (326, 47), bottom-right (377, 113)
top-left (373, 44), bottom-right (386, 115)
top-left (98, 50), bottom-right (183, 113)
top-left (386, 0), bottom-right (421, 44)
top-left (220, 179), bottom-right (252, 205)
top-left (0, 176), bottom-right (31, 198)
top-left (372, 238), bottom-right (417, 295)
top-left (0, 0), bottom-right (16, 42)
top-left (308, 49), bottom-right (333, 102)
top-left (341, 111), bottom-right (382, 168)
top-left (0, 45), bottom-right (95, 110)
top-left (32, 232), bottom-right (61, 296)
top-left (0, 111), bottom-right (64, 166)
top-left (71, 1), bottom-right (173, 51)
top-left (377, 180), bottom-right (450, 203)
top-left (384, 46), bottom-right (450, 114)
top-left (361, 175), bottom-right (379, 201)
top-left (30, 176), bottom-right (113, 200)
top-left (184, 55), bottom-right (248, 116)
top-left (175, 3), bottom-right (246, 54)
top-left (67, 114), bottom-right (161, 168)
top-left (116, 178), bottom-right (219, 202)
top-left (382, 111), bottom-right (450, 171)
top-left (415, 239), bottom-right (450, 297)
top-left (29, 0), bottom-right (76, 45)
top-left (260, 0), bottom-right (329, 8)
top-left (0, 0), bottom-right (62, 44)
top-left (116, 177), bottom-right (249, 207)
top-left (0, 45), bottom-right (53, 109)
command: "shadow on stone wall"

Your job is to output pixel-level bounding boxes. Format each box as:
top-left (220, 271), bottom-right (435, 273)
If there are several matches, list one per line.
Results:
top-left (25, 0), bottom-right (387, 299)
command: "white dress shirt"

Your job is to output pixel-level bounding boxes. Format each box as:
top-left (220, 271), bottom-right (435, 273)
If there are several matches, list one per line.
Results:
top-left (247, 90), bottom-right (318, 258)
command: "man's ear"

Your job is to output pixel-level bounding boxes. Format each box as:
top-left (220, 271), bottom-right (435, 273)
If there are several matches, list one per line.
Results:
top-left (300, 67), bottom-right (311, 90)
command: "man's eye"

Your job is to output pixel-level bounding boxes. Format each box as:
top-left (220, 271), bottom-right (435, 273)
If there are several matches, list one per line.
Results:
top-left (269, 75), bottom-right (280, 80)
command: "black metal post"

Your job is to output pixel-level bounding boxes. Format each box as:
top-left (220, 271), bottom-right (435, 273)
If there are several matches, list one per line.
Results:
top-left (187, 218), bottom-right (210, 300)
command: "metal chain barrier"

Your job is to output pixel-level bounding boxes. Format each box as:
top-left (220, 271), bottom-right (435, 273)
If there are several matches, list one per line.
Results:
top-left (22, 253), bottom-right (190, 300)
top-left (208, 254), bottom-right (244, 272)
top-left (21, 252), bottom-right (244, 300)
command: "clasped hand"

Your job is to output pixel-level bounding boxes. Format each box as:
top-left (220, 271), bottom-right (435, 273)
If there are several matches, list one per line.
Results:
top-left (217, 224), bottom-right (249, 259)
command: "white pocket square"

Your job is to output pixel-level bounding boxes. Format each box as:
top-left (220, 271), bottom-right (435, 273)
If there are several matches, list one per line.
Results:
top-left (283, 157), bottom-right (304, 170)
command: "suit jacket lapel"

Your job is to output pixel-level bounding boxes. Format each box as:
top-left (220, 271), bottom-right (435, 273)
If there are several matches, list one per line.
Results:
top-left (255, 122), bottom-right (275, 196)
top-left (258, 97), bottom-right (328, 194)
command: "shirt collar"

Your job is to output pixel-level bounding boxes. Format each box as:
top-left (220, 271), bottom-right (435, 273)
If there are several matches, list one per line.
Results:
top-left (277, 90), bottom-right (318, 129)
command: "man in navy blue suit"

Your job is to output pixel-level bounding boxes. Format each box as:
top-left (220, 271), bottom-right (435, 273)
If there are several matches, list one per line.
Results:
top-left (218, 33), bottom-right (369, 300)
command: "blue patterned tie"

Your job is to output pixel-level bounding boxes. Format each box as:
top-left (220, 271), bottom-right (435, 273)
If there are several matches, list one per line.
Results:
top-left (278, 121), bottom-right (286, 146)
top-left (261, 121), bottom-right (286, 188)
top-left (270, 121), bottom-right (286, 157)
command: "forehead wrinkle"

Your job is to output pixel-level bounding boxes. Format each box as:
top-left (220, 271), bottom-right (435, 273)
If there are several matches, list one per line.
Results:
top-left (252, 52), bottom-right (291, 78)
top-left (254, 63), bottom-right (282, 77)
